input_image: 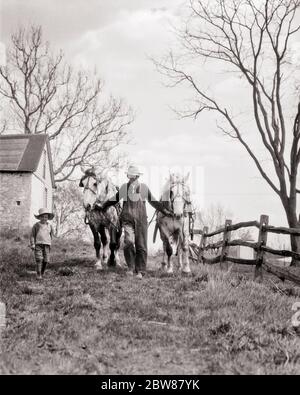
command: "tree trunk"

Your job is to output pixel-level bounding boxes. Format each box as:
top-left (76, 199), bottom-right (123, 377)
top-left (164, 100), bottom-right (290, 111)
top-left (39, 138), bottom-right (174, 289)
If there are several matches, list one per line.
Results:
top-left (290, 234), bottom-right (300, 266)
top-left (285, 207), bottom-right (300, 267)
top-left (54, 211), bottom-right (61, 238)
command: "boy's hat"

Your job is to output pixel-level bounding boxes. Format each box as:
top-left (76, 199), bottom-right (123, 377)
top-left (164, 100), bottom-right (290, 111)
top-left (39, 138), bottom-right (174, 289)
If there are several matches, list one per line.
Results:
top-left (34, 208), bottom-right (54, 220)
top-left (126, 165), bottom-right (143, 177)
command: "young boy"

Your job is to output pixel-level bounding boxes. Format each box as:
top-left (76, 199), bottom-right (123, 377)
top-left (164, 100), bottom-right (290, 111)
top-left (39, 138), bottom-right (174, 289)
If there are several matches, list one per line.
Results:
top-left (30, 208), bottom-right (55, 280)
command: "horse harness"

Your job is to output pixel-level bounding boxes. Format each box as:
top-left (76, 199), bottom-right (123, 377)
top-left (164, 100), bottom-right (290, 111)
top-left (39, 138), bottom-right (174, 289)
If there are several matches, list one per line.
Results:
top-left (79, 172), bottom-right (97, 224)
top-left (169, 180), bottom-right (192, 218)
top-left (79, 172), bottom-right (97, 195)
top-left (80, 172), bottom-right (121, 231)
top-left (160, 180), bottom-right (195, 239)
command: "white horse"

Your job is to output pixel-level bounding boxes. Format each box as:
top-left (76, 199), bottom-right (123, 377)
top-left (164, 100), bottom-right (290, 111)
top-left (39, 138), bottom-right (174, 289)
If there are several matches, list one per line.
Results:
top-left (79, 168), bottom-right (121, 270)
top-left (156, 172), bottom-right (192, 274)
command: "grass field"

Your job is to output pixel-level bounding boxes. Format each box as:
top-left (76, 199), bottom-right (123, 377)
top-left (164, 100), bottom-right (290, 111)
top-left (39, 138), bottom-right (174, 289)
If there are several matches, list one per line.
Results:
top-left (0, 235), bottom-right (299, 375)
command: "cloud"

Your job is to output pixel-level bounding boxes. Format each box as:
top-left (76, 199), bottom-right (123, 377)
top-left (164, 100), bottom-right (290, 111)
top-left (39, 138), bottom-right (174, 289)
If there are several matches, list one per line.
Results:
top-left (68, 6), bottom-right (179, 72)
top-left (136, 132), bottom-right (231, 167)
top-left (1, 0), bottom-right (182, 45)
top-left (0, 0), bottom-right (292, 227)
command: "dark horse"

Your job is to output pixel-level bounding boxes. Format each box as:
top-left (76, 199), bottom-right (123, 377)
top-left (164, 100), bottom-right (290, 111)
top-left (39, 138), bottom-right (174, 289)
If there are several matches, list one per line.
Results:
top-left (79, 168), bottom-right (122, 270)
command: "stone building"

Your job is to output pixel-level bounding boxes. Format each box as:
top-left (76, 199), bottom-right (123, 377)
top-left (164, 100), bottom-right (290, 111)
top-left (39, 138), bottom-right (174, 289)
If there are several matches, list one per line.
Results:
top-left (0, 134), bottom-right (55, 233)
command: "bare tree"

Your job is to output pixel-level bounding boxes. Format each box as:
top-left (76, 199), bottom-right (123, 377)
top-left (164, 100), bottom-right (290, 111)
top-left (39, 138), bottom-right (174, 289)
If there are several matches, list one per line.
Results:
top-left (0, 100), bottom-right (7, 135)
top-left (53, 182), bottom-right (87, 238)
top-left (0, 25), bottom-right (133, 182)
top-left (155, 0), bottom-right (300, 264)
top-left (196, 203), bottom-right (253, 256)
top-left (195, 203), bottom-right (232, 235)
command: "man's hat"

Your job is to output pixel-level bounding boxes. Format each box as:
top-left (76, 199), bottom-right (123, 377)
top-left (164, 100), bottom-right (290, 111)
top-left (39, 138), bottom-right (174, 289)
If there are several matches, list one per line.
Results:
top-left (34, 208), bottom-right (54, 220)
top-left (126, 165), bottom-right (143, 177)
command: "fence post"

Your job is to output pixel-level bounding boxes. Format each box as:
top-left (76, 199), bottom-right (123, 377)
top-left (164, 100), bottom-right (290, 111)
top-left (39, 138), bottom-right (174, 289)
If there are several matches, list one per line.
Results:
top-left (197, 226), bottom-right (208, 264)
top-left (220, 219), bottom-right (232, 270)
top-left (0, 300), bottom-right (6, 352)
top-left (254, 215), bottom-right (269, 282)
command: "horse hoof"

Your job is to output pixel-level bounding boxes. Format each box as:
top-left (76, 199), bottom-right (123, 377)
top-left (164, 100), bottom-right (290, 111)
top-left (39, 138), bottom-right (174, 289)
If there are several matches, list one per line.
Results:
top-left (95, 263), bottom-right (103, 271)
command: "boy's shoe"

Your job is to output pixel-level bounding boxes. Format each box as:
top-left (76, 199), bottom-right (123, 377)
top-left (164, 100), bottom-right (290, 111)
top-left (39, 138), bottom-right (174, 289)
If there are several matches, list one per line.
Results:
top-left (136, 272), bottom-right (143, 280)
top-left (41, 262), bottom-right (47, 275)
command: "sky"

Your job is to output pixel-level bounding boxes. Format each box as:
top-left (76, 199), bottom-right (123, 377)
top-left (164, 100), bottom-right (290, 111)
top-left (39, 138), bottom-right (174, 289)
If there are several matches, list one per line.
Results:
top-left (0, 0), bottom-right (299, 249)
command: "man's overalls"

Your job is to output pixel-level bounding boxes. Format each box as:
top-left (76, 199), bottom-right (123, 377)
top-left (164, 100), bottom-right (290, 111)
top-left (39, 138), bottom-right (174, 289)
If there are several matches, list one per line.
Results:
top-left (102, 180), bottom-right (166, 274)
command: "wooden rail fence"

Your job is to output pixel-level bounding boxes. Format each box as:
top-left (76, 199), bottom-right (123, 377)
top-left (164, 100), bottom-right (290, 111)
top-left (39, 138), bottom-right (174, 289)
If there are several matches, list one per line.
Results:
top-left (189, 215), bottom-right (300, 286)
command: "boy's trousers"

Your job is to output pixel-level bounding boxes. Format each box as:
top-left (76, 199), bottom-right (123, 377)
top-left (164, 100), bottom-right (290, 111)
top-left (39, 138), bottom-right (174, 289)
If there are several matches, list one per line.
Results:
top-left (35, 244), bottom-right (50, 274)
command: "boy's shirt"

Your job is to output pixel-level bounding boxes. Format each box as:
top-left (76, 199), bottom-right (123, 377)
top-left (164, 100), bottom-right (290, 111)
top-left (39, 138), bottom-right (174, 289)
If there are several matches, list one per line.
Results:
top-left (30, 222), bottom-right (54, 246)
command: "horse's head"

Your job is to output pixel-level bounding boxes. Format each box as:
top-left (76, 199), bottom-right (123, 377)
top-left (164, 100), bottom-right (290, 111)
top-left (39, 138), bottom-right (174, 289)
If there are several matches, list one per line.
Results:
top-left (79, 167), bottom-right (98, 210)
top-left (168, 172), bottom-right (191, 219)
top-left (96, 174), bottom-right (118, 206)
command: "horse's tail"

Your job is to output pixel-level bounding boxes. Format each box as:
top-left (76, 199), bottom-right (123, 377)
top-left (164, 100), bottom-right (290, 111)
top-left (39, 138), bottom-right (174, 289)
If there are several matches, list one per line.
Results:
top-left (153, 222), bottom-right (159, 243)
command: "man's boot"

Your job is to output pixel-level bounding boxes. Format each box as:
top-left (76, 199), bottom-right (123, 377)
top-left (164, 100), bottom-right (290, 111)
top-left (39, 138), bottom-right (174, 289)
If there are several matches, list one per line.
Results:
top-left (36, 261), bottom-right (42, 280)
top-left (41, 261), bottom-right (47, 276)
top-left (124, 243), bottom-right (135, 273)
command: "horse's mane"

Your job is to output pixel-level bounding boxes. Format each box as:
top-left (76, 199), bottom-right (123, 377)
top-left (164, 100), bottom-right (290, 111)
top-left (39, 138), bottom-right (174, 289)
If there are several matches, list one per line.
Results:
top-left (96, 174), bottom-right (118, 202)
top-left (79, 168), bottom-right (96, 187)
top-left (160, 173), bottom-right (184, 198)
top-left (160, 172), bottom-right (191, 208)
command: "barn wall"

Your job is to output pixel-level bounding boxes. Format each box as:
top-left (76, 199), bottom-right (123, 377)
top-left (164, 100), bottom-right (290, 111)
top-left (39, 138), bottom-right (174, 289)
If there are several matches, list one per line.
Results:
top-left (35, 145), bottom-right (47, 180)
top-left (0, 172), bottom-right (32, 232)
top-left (30, 175), bottom-right (46, 226)
top-left (35, 144), bottom-right (53, 189)
top-left (30, 143), bottom-right (53, 225)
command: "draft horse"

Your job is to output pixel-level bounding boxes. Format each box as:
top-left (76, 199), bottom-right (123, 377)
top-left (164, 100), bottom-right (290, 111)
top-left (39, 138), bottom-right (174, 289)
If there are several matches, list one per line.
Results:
top-left (79, 168), bottom-right (122, 270)
top-left (155, 172), bottom-right (192, 274)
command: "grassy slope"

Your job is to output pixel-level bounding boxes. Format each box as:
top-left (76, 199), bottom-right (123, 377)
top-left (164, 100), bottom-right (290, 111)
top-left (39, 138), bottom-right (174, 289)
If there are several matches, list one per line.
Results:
top-left (0, 236), bottom-right (299, 375)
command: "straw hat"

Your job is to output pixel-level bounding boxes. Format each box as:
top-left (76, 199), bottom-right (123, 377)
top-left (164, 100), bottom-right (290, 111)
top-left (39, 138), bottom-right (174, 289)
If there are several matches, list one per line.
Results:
top-left (34, 208), bottom-right (54, 220)
top-left (126, 165), bottom-right (143, 177)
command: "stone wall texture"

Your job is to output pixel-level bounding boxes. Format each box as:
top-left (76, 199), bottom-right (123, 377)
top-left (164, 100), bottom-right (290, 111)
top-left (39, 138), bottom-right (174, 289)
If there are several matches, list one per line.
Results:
top-left (0, 172), bottom-right (32, 232)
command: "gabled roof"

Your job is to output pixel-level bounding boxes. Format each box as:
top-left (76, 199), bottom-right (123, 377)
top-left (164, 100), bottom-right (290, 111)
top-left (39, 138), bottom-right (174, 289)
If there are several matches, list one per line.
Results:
top-left (0, 134), bottom-right (55, 187)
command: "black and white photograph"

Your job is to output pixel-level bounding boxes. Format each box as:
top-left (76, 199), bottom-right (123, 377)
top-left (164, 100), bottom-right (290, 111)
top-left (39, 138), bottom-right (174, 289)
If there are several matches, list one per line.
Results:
top-left (0, 0), bottom-right (299, 377)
